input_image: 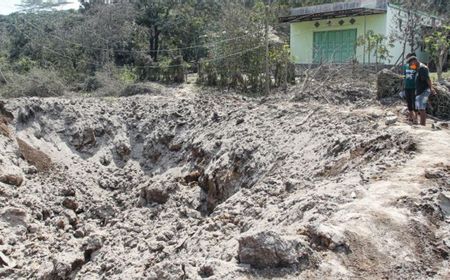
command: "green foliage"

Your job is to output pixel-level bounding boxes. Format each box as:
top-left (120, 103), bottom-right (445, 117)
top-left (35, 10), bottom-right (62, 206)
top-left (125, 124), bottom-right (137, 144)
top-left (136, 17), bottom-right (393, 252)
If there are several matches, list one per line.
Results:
top-left (425, 27), bottom-right (450, 56)
top-left (425, 25), bottom-right (450, 81)
top-left (358, 31), bottom-right (393, 65)
top-left (1, 0), bottom-right (304, 96)
top-left (271, 44), bottom-right (295, 88)
top-left (195, 1), bottom-right (294, 93)
top-left (119, 66), bottom-right (138, 84)
top-left (14, 57), bottom-right (37, 73)
top-left (197, 1), bottom-right (265, 91)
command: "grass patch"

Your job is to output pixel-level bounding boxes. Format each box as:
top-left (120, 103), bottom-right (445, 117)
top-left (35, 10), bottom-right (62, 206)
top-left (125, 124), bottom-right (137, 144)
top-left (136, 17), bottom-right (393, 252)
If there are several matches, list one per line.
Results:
top-left (430, 71), bottom-right (450, 82)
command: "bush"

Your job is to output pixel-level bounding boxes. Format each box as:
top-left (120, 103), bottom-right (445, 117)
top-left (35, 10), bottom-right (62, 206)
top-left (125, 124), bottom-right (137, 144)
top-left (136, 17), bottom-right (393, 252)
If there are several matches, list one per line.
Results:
top-left (197, 59), bottom-right (218, 86)
top-left (88, 67), bottom-right (126, 97)
top-left (13, 57), bottom-right (37, 74)
top-left (430, 84), bottom-right (450, 119)
top-left (81, 75), bottom-right (102, 92)
top-left (119, 66), bottom-right (138, 84)
top-left (0, 68), bottom-right (65, 98)
top-left (119, 82), bottom-right (161, 97)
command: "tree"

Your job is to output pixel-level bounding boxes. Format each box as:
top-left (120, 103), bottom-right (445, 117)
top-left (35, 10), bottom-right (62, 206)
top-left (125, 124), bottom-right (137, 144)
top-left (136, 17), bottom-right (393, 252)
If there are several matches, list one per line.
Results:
top-left (19, 0), bottom-right (73, 11)
top-left (388, 0), bottom-right (425, 66)
top-left (358, 31), bottom-right (393, 69)
top-left (429, 0), bottom-right (450, 15)
top-left (425, 25), bottom-right (450, 81)
top-left (72, 2), bottom-right (140, 67)
top-left (2, 0), bottom-right (296, 93)
top-left (198, 0), bottom-right (283, 92)
top-left (134, 0), bottom-right (179, 62)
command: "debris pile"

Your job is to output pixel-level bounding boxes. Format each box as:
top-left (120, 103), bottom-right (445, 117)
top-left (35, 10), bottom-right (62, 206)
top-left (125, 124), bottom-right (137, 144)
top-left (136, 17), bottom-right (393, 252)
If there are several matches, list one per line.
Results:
top-left (376, 69), bottom-right (403, 99)
top-left (430, 83), bottom-right (450, 119)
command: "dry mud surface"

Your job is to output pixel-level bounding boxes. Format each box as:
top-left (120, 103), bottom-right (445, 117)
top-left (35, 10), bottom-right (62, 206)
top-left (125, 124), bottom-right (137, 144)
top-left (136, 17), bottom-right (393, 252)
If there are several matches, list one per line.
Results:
top-left (1, 84), bottom-right (450, 279)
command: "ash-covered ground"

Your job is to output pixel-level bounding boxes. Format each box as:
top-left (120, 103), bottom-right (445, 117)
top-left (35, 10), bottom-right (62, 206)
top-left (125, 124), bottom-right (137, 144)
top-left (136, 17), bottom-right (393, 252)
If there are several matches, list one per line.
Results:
top-left (1, 82), bottom-right (450, 279)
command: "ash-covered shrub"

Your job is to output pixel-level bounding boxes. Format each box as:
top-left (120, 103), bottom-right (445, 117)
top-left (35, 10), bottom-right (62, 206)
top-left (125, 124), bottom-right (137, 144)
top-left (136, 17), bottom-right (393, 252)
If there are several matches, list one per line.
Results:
top-left (81, 75), bottom-right (102, 92)
top-left (87, 69), bottom-right (126, 97)
top-left (0, 68), bottom-right (65, 98)
top-left (430, 84), bottom-right (450, 119)
top-left (120, 83), bottom-right (161, 97)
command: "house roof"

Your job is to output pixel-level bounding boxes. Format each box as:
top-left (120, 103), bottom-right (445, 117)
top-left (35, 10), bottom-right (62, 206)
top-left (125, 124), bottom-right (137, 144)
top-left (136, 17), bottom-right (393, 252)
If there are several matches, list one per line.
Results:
top-left (279, 0), bottom-right (388, 23)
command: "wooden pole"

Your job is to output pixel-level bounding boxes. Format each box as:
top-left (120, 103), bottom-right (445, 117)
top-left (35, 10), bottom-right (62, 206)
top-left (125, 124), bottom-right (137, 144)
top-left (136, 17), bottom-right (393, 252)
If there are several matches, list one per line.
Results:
top-left (363, 15), bottom-right (367, 65)
top-left (0, 66), bottom-right (8, 84)
top-left (265, 3), bottom-right (270, 95)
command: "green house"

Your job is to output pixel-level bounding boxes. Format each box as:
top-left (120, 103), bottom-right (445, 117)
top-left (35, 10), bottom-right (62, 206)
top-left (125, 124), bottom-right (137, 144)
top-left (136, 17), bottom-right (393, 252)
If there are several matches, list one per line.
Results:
top-left (279, 0), bottom-right (440, 65)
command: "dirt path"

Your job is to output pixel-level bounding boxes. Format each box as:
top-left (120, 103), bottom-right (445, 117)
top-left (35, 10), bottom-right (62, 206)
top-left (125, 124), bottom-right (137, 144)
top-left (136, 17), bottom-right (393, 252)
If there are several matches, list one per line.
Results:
top-left (363, 116), bottom-right (450, 207)
top-left (324, 112), bottom-right (450, 279)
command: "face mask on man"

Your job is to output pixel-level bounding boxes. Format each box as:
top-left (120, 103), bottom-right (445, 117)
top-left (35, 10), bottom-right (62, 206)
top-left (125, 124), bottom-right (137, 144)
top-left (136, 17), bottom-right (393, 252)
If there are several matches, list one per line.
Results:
top-left (410, 64), bottom-right (417, 70)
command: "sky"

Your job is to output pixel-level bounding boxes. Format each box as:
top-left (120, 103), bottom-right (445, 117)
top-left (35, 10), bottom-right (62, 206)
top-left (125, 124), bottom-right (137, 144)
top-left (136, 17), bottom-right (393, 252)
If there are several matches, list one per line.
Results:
top-left (0, 0), bottom-right (80, 15)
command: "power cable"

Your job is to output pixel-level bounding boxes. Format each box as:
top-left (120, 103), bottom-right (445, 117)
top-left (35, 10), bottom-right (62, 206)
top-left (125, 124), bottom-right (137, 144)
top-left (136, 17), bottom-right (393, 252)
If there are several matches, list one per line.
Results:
top-left (11, 20), bottom-right (264, 70)
top-left (19, 15), bottom-right (255, 54)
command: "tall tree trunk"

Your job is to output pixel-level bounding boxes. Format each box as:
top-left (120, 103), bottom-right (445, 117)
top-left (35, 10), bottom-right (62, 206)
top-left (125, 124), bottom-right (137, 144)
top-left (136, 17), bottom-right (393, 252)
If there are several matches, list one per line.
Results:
top-left (401, 25), bottom-right (407, 60)
top-left (375, 40), bottom-right (379, 72)
top-left (154, 26), bottom-right (160, 63)
top-left (148, 25), bottom-right (160, 62)
top-left (149, 36), bottom-right (155, 61)
top-left (437, 48), bottom-right (448, 81)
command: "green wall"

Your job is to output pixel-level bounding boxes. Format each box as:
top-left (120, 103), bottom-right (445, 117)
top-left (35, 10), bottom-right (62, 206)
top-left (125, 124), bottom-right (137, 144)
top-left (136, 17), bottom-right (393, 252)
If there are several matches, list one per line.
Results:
top-left (290, 13), bottom-right (387, 64)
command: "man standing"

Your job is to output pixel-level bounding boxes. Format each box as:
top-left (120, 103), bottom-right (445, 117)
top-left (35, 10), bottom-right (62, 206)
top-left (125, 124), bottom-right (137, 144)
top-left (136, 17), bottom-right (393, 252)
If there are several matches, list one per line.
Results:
top-left (407, 56), bottom-right (437, 126)
top-left (403, 53), bottom-right (417, 124)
